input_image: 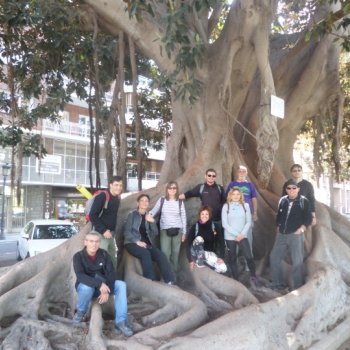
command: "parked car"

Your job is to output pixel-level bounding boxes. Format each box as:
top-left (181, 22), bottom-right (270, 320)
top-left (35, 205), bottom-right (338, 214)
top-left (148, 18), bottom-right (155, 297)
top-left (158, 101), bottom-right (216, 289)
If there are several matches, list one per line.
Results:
top-left (16, 219), bottom-right (79, 260)
top-left (342, 213), bottom-right (350, 221)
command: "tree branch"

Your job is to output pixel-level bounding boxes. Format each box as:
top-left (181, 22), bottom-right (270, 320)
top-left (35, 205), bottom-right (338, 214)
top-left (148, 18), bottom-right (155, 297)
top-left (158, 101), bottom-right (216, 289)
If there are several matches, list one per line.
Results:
top-left (83, 0), bottom-right (174, 72)
top-left (208, 2), bottom-right (223, 38)
top-left (193, 11), bottom-right (209, 45)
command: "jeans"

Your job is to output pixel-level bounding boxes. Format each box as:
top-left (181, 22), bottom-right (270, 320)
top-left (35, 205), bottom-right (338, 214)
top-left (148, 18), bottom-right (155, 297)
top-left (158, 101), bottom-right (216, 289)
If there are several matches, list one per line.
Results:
top-left (160, 229), bottom-right (182, 275)
top-left (226, 238), bottom-right (256, 279)
top-left (270, 232), bottom-right (304, 289)
top-left (125, 243), bottom-right (175, 283)
top-left (76, 281), bottom-right (128, 323)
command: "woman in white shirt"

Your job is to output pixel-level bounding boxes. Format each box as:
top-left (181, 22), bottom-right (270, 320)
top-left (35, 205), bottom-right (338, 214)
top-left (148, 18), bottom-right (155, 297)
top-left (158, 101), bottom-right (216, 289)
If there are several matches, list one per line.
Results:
top-left (149, 181), bottom-right (187, 276)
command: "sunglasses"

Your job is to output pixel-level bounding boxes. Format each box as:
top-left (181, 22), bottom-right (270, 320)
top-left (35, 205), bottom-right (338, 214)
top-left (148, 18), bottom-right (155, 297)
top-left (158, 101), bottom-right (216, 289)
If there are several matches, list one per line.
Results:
top-left (286, 187), bottom-right (298, 190)
top-left (168, 187), bottom-right (177, 190)
top-left (207, 174), bottom-right (216, 178)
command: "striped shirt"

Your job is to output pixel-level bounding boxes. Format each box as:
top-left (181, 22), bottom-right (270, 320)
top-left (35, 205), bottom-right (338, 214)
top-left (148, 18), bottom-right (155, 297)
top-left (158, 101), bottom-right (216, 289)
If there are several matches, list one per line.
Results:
top-left (149, 198), bottom-right (187, 234)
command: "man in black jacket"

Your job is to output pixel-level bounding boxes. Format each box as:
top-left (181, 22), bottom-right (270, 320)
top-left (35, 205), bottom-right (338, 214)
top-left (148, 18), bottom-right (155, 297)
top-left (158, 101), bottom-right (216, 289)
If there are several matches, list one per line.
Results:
top-left (89, 176), bottom-right (122, 270)
top-left (282, 164), bottom-right (316, 227)
top-left (269, 179), bottom-right (313, 291)
top-left (72, 231), bottom-right (133, 336)
top-left (179, 169), bottom-right (226, 248)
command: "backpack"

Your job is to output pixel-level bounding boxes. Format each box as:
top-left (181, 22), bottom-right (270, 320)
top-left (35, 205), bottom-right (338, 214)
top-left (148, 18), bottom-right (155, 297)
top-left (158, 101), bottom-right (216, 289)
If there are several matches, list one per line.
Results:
top-left (199, 183), bottom-right (222, 199)
top-left (195, 221), bottom-right (216, 236)
top-left (226, 202), bottom-right (246, 214)
top-left (280, 195), bottom-right (305, 210)
top-left (159, 197), bottom-right (183, 215)
top-left (85, 190), bottom-right (110, 221)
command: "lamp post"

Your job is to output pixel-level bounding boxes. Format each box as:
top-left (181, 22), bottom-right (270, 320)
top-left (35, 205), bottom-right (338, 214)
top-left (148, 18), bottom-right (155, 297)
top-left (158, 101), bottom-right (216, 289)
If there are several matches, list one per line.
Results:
top-left (0, 163), bottom-right (11, 240)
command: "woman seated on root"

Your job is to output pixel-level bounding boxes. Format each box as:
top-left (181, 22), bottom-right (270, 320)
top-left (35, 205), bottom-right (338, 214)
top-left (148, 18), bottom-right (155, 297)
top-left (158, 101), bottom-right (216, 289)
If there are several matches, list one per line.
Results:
top-left (222, 188), bottom-right (261, 287)
top-left (149, 181), bottom-right (187, 277)
top-left (124, 194), bottom-right (175, 284)
top-left (186, 205), bottom-right (227, 273)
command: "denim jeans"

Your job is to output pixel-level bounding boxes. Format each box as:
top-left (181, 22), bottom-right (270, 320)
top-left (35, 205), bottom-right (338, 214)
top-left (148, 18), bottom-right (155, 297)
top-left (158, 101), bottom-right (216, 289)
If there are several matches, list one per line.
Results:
top-left (270, 232), bottom-right (304, 289)
top-left (76, 280), bottom-right (128, 323)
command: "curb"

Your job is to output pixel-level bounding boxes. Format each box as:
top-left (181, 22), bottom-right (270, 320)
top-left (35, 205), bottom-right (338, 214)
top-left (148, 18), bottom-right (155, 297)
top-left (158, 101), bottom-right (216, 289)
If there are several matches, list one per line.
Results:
top-left (0, 234), bottom-right (20, 243)
top-left (308, 317), bottom-right (350, 350)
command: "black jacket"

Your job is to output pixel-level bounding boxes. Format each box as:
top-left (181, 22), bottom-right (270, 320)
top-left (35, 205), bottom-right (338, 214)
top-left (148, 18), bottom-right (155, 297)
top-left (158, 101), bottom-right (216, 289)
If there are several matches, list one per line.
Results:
top-left (282, 179), bottom-right (316, 212)
top-left (89, 190), bottom-right (120, 235)
top-left (73, 248), bottom-right (115, 291)
top-left (276, 195), bottom-right (313, 234)
top-left (184, 183), bottom-right (226, 221)
top-left (186, 220), bottom-right (225, 262)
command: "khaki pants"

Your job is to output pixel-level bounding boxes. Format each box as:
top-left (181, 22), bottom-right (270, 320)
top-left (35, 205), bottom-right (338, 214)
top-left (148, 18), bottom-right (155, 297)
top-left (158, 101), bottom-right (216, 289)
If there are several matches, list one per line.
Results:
top-left (160, 229), bottom-right (182, 276)
top-left (100, 236), bottom-right (117, 271)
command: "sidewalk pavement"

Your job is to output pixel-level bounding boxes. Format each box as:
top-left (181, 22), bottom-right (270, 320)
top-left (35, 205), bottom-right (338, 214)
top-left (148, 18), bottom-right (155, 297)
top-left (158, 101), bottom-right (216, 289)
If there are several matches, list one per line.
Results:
top-left (0, 232), bottom-right (20, 243)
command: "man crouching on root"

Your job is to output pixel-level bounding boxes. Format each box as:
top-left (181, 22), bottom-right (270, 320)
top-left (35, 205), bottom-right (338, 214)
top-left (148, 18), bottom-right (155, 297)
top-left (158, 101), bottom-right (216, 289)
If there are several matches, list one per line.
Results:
top-left (72, 230), bottom-right (133, 337)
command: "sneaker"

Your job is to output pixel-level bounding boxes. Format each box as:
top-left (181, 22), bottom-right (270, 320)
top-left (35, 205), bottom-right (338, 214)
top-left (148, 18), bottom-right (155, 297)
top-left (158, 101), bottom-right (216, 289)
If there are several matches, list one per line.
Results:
top-left (250, 276), bottom-right (262, 288)
top-left (72, 310), bottom-right (85, 324)
top-left (167, 281), bottom-right (176, 285)
top-left (196, 257), bottom-right (205, 268)
top-left (115, 321), bottom-right (134, 337)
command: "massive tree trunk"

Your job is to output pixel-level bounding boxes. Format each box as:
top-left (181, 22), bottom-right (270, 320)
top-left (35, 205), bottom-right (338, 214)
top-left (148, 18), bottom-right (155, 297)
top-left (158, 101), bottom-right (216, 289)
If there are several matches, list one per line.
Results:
top-left (1, 0), bottom-right (350, 349)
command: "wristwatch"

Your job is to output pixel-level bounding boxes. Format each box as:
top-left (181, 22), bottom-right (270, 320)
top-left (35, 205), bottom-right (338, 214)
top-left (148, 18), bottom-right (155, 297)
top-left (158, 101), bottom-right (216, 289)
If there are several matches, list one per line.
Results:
top-left (300, 228), bottom-right (305, 233)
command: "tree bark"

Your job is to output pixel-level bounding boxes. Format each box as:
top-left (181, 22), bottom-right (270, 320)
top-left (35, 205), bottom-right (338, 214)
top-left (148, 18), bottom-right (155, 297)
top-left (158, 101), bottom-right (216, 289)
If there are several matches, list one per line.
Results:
top-left (1, 0), bottom-right (350, 348)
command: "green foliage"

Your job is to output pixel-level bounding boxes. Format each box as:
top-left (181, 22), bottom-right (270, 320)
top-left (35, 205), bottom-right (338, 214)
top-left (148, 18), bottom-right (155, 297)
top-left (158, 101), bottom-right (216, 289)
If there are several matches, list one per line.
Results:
top-left (0, 0), bottom-right (122, 163)
top-left (303, 0), bottom-right (350, 50)
top-left (126, 0), bottom-right (209, 103)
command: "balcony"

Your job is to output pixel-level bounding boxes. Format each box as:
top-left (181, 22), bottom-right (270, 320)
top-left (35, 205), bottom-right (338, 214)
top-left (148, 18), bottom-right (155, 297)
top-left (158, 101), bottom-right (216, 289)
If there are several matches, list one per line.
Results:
top-left (126, 171), bottom-right (160, 191)
top-left (42, 120), bottom-right (91, 138)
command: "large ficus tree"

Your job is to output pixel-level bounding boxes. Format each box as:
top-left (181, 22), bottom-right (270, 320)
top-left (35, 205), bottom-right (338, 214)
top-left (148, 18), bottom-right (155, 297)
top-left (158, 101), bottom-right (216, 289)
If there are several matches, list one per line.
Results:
top-left (1, 0), bottom-right (350, 349)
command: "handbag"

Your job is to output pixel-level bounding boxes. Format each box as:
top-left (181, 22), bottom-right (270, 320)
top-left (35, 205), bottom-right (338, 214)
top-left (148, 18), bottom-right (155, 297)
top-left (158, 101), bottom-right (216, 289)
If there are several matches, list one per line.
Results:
top-left (166, 227), bottom-right (180, 237)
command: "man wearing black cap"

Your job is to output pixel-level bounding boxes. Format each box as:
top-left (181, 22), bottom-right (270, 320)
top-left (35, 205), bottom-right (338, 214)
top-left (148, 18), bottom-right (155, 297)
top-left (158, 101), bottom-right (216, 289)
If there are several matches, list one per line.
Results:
top-left (268, 179), bottom-right (313, 291)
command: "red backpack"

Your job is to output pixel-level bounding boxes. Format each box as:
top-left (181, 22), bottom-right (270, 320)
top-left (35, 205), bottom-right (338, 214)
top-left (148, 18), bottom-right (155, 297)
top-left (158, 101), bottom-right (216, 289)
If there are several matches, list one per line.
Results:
top-left (85, 190), bottom-right (110, 221)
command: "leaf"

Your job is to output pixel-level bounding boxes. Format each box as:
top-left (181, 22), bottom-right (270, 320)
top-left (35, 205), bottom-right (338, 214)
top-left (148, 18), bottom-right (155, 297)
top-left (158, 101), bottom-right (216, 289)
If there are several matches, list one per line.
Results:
top-left (305, 30), bottom-right (312, 42)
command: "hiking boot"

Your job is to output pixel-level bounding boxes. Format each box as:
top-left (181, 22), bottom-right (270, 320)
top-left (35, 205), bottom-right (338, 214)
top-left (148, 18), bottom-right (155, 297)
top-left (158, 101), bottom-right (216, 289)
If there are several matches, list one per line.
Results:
top-left (196, 257), bottom-right (205, 268)
top-left (72, 310), bottom-right (85, 324)
top-left (115, 321), bottom-right (134, 337)
top-left (250, 276), bottom-right (262, 288)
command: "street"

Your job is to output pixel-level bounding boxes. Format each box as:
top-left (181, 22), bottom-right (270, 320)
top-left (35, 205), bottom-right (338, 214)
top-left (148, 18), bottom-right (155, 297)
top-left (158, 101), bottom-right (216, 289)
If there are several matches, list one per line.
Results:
top-left (0, 240), bottom-right (18, 268)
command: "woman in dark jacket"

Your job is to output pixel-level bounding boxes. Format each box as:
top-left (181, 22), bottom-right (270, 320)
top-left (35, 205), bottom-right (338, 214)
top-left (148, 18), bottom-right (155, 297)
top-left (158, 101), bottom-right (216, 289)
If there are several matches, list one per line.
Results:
top-left (186, 205), bottom-right (227, 273)
top-left (124, 194), bottom-right (175, 284)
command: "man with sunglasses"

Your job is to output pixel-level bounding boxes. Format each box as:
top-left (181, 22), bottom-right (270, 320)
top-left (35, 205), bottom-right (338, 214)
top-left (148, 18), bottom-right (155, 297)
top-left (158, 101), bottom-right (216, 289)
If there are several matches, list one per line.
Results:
top-left (268, 179), bottom-right (313, 291)
top-left (179, 169), bottom-right (226, 249)
top-left (282, 164), bottom-right (316, 227)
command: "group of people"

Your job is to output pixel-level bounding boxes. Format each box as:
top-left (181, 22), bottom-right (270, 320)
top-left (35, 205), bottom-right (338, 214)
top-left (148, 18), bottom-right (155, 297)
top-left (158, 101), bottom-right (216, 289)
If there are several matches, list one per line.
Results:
top-left (71, 164), bottom-right (316, 334)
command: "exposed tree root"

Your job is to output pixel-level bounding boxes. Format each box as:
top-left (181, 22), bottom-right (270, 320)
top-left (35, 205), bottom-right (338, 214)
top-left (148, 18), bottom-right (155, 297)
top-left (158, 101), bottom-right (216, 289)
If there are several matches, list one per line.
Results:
top-left (190, 265), bottom-right (259, 310)
top-left (1, 198), bottom-right (350, 350)
top-left (86, 300), bottom-right (106, 350)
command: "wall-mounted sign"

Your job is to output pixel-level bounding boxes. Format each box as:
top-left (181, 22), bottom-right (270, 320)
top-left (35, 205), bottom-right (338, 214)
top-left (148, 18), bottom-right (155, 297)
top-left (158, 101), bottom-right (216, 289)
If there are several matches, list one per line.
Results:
top-left (36, 154), bottom-right (61, 174)
top-left (271, 95), bottom-right (285, 119)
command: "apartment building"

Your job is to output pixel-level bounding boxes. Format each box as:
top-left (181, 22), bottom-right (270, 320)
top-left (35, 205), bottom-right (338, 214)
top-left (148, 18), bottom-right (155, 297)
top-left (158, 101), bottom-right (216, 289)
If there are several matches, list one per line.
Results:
top-left (0, 86), bottom-right (166, 231)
